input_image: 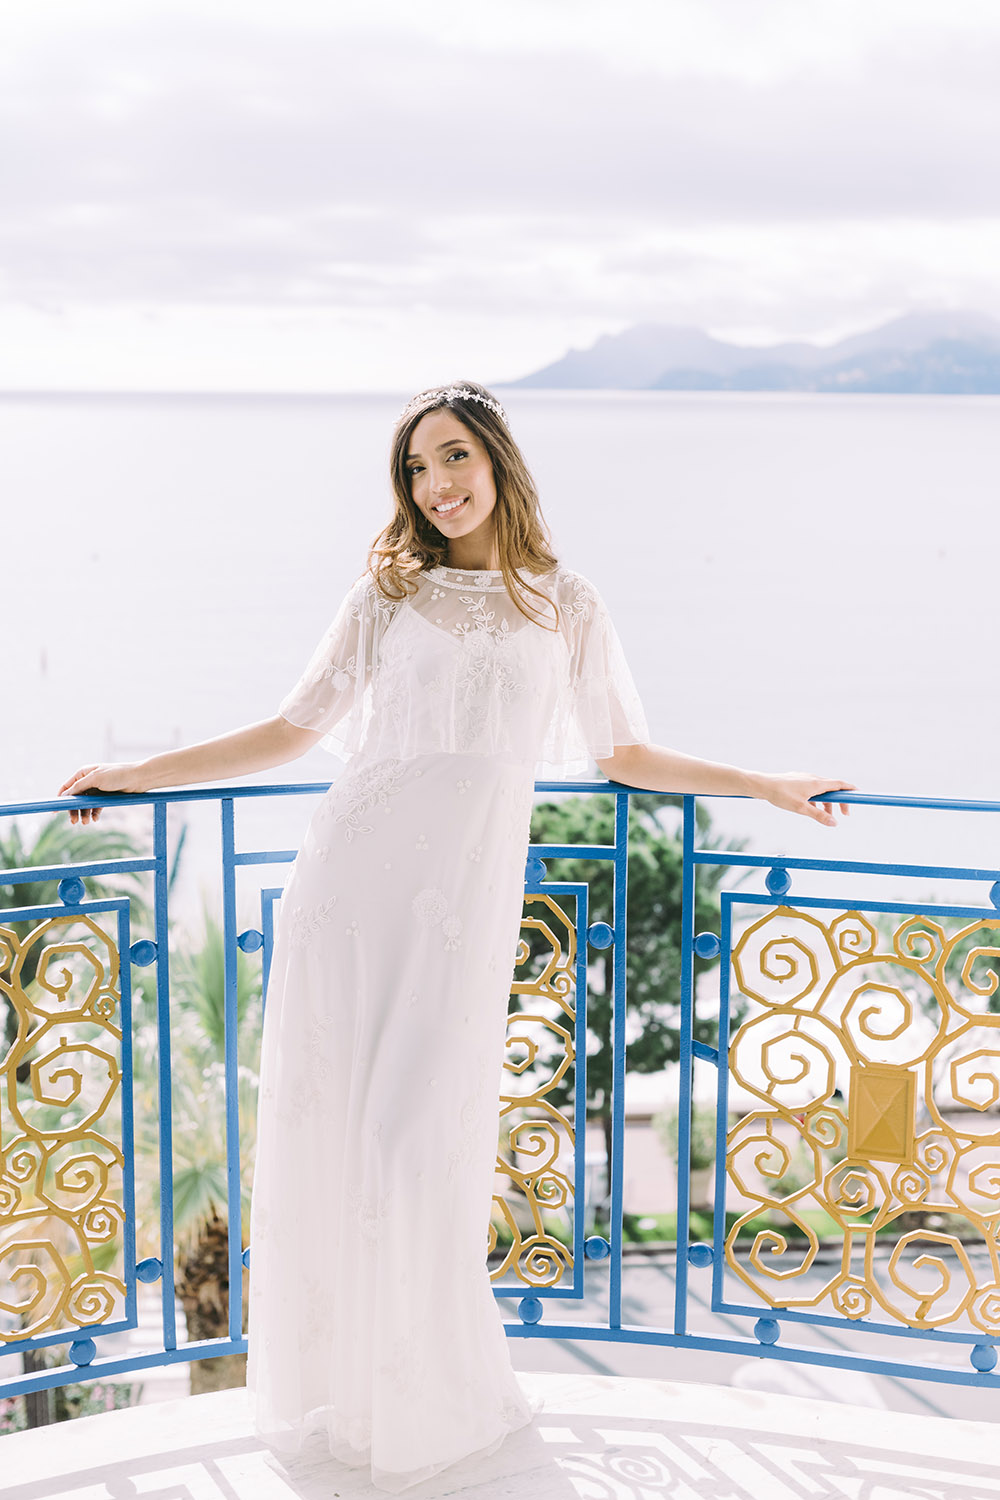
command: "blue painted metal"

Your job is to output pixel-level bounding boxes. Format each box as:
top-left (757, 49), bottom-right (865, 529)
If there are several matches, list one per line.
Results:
top-left (260, 887), bottom-right (286, 1007)
top-left (587, 920), bottom-right (614, 949)
top-left (57, 874), bottom-right (85, 904)
top-left (673, 795), bottom-right (697, 1339)
top-left (220, 798), bottom-right (245, 1345)
top-left (518, 1296), bottom-right (544, 1324)
top-left (606, 791), bottom-right (630, 1332)
top-left (2, 780), bottom-right (999, 1404)
top-left (153, 800), bottom-right (178, 1351)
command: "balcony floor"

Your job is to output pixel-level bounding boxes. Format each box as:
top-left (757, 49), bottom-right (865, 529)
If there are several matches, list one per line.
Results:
top-left (2, 1371), bottom-right (998, 1499)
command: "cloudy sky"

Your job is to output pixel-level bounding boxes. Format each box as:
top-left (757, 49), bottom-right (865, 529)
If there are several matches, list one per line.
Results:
top-left (2, 0), bottom-right (999, 391)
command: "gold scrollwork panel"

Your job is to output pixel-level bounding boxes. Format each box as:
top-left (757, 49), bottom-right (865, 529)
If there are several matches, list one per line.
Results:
top-left (725, 906), bottom-right (1000, 1333)
top-left (491, 894), bottom-right (577, 1288)
top-left (0, 914), bottom-right (128, 1343)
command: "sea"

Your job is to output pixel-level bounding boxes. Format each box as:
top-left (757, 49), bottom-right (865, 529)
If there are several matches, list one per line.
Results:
top-left (4, 388), bottom-right (1000, 927)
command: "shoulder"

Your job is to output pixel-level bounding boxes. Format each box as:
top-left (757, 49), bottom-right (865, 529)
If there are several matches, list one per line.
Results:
top-left (346, 571), bottom-right (401, 619)
top-left (548, 565), bottom-right (603, 621)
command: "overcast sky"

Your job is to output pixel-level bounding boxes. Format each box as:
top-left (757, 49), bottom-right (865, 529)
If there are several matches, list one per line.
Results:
top-left (2, 0), bottom-right (999, 391)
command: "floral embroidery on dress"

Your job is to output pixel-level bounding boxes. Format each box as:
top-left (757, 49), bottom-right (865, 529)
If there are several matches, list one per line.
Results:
top-left (332, 757), bottom-right (406, 840)
top-left (441, 914), bottom-right (463, 951)
top-left (348, 1181), bottom-right (394, 1243)
top-left (425, 565), bottom-right (508, 593)
top-left (412, 887), bottom-right (463, 951)
top-left (287, 896), bottom-right (338, 948)
top-left (454, 593), bottom-right (511, 644)
top-left (315, 656), bottom-right (357, 693)
top-left (559, 569), bottom-right (599, 623)
top-left (377, 1328), bottom-right (433, 1399)
top-left (447, 1058), bottom-right (489, 1183)
top-left (412, 887), bottom-right (448, 926)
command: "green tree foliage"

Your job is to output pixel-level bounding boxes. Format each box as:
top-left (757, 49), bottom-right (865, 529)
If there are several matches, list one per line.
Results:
top-left (525, 792), bottom-right (731, 1204)
top-left (0, 814), bottom-right (157, 1086)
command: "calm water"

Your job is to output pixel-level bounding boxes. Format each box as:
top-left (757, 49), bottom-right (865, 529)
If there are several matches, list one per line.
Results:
top-left (4, 389), bottom-right (1000, 920)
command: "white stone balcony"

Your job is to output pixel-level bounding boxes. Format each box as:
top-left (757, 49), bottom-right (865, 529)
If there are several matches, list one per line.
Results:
top-left (4, 1370), bottom-right (999, 1499)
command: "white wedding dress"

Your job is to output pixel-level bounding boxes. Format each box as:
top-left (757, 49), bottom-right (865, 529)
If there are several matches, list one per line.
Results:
top-left (246, 561), bottom-right (648, 1493)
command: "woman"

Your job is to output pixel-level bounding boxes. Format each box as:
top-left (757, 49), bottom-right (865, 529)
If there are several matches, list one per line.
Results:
top-left (59, 380), bottom-right (852, 1492)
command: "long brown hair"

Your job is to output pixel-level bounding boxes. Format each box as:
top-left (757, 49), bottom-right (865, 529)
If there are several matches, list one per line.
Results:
top-left (367, 380), bottom-right (560, 629)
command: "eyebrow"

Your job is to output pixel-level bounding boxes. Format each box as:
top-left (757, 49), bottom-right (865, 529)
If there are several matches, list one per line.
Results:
top-left (405, 438), bottom-right (469, 461)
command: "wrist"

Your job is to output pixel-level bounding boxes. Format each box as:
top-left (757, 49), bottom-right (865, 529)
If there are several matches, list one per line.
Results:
top-left (742, 769), bottom-right (773, 802)
top-left (131, 755), bottom-right (166, 791)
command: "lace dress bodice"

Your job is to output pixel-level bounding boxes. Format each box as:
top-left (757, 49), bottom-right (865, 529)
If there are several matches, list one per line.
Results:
top-left (279, 562), bottom-right (649, 775)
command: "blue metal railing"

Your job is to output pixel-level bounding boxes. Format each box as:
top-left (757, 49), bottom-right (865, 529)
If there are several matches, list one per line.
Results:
top-left (0, 783), bottom-right (998, 1405)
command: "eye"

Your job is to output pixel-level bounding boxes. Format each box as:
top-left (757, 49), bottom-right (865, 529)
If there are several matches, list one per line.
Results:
top-left (446, 448), bottom-right (468, 461)
top-left (407, 462), bottom-right (424, 476)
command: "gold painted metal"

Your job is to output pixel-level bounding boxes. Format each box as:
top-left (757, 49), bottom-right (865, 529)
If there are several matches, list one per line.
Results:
top-left (490, 894), bottom-right (577, 1288)
top-left (848, 1063), bottom-right (916, 1164)
top-left (0, 915), bottom-right (127, 1343)
top-left (726, 907), bottom-right (1000, 1333)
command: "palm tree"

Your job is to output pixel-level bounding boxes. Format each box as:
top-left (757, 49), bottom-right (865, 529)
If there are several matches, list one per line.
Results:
top-left (131, 903), bottom-right (262, 1395)
top-left (0, 814), bottom-right (155, 1072)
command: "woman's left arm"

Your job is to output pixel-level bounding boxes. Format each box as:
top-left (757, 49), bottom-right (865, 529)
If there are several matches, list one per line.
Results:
top-left (595, 743), bottom-right (854, 828)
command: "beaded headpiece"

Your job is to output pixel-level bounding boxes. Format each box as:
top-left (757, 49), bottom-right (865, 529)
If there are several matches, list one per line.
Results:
top-left (395, 385), bottom-right (509, 429)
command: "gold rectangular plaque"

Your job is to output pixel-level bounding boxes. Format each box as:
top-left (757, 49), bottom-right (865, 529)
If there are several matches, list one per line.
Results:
top-left (848, 1063), bottom-right (916, 1164)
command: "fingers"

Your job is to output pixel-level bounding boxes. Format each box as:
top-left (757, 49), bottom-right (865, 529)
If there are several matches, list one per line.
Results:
top-left (57, 768), bottom-right (102, 826)
top-left (813, 780), bottom-right (856, 825)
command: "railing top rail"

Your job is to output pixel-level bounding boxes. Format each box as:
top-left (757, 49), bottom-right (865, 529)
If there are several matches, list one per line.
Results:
top-left (1, 785), bottom-right (998, 819)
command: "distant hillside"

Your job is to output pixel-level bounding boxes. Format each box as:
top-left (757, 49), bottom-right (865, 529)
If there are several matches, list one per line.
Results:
top-left (502, 311), bottom-right (1000, 393)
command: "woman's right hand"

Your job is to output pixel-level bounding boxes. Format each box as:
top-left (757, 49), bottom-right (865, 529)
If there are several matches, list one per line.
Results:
top-left (57, 762), bottom-right (146, 825)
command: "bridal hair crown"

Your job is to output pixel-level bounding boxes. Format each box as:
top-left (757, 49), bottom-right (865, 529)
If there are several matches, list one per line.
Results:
top-left (395, 385), bottom-right (509, 429)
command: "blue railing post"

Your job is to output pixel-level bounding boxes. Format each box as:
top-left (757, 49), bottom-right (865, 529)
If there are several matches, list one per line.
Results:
top-left (153, 799), bottom-right (177, 1347)
top-left (220, 796), bottom-right (244, 1345)
top-left (674, 794), bottom-right (697, 1336)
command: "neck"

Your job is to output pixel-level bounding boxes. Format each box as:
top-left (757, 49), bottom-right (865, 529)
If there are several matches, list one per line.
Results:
top-left (444, 539), bottom-right (500, 572)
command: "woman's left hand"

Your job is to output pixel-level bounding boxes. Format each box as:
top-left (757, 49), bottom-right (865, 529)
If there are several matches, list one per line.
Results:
top-left (754, 772), bottom-right (856, 827)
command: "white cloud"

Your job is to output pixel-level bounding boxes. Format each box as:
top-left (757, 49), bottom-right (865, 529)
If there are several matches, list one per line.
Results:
top-left (1, 0), bottom-right (999, 388)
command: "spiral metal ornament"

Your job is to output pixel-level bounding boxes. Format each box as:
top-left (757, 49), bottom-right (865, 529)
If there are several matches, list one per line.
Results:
top-left (725, 906), bottom-right (1000, 1332)
top-left (0, 914), bottom-right (129, 1346)
top-left (490, 894), bottom-right (579, 1289)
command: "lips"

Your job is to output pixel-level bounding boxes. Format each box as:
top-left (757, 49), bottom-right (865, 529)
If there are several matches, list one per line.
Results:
top-left (433, 496), bottom-right (469, 516)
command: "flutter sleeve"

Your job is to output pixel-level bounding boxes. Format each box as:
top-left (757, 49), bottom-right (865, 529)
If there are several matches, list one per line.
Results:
top-left (278, 573), bottom-right (395, 761)
top-left (537, 568), bottom-right (650, 776)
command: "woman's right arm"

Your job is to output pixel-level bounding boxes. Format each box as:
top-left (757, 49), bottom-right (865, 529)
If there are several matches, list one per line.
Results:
top-left (57, 713), bottom-right (322, 824)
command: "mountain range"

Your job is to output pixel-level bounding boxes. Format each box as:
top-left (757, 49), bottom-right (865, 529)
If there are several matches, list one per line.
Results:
top-left (499, 311), bottom-right (1000, 393)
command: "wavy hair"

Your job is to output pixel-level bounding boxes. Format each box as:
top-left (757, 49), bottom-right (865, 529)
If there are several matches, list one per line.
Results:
top-left (366, 380), bottom-right (560, 629)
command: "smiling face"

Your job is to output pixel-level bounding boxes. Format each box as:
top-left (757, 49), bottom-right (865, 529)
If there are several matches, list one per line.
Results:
top-left (405, 407), bottom-right (499, 567)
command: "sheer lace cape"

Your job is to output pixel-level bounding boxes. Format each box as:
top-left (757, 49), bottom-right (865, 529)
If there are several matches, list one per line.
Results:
top-left (278, 563), bottom-right (649, 777)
